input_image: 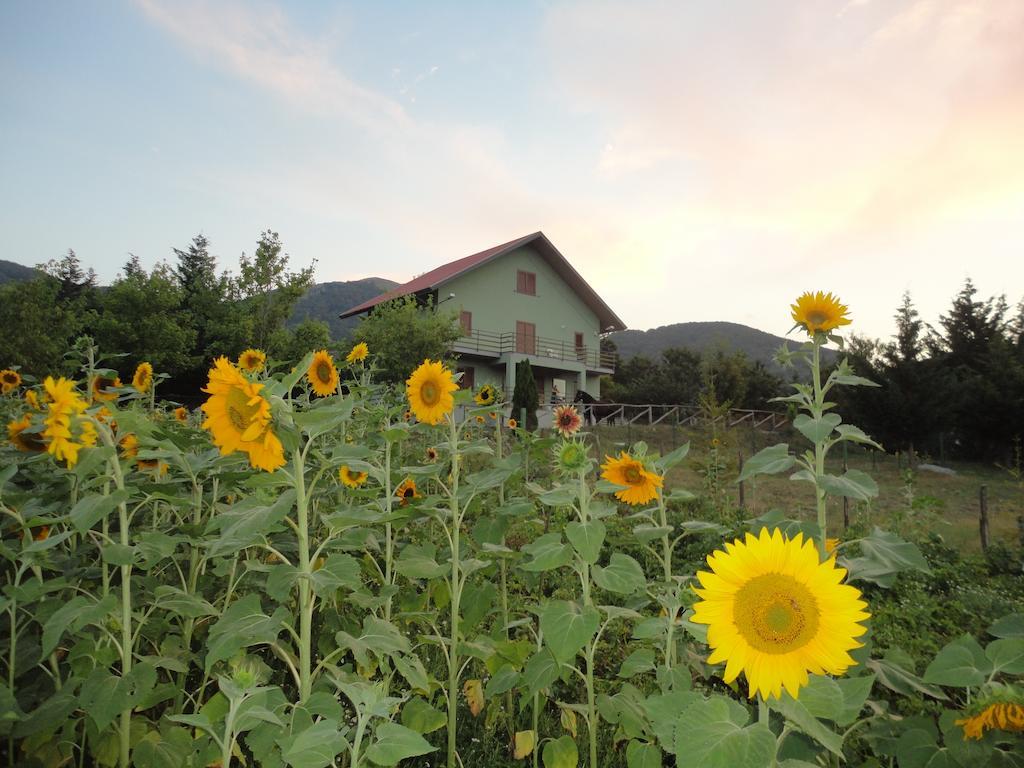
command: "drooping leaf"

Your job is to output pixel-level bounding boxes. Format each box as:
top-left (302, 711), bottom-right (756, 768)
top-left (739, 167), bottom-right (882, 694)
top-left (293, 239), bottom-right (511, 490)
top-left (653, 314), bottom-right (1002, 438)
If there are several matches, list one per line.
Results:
top-left (364, 722), bottom-right (436, 766)
top-left (565, 520), bottom-right (606, 565)
top-left (542, 735), bottom-right (579, 768)
top-left (540, 601), bottom-right (601, 664)
top-left (514, 730), bottom-right (536, 759)
top-left (736, 444), bottom-right (795, 482)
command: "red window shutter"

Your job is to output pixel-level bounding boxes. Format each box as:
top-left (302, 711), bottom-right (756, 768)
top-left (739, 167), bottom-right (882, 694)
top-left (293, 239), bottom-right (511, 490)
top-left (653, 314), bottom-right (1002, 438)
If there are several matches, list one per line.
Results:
top-left (517, 270), bottom-right (536, 296)
top-left (460, 311), bottom-right (472, 335)
top-left (516, 321), bottom-right (536, 354)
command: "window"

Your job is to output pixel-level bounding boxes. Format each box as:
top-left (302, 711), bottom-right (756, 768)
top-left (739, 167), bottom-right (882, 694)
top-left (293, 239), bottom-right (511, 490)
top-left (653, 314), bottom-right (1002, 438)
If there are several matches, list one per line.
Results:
top-left (456, 366), bottom-right (475, 389)
top-left (516, 270), bottom-right (536, 296)
top-left (460, 311), bottom-right (473, 336)
top-left (575, 332), bottom-right (586, 361)
top-left (515, 321), bottom-right (536, 354)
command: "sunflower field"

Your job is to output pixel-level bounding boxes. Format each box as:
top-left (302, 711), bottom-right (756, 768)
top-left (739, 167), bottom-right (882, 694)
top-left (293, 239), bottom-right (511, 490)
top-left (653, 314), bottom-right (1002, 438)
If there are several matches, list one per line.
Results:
top-left (1, 294), bottom-right (1022, 768)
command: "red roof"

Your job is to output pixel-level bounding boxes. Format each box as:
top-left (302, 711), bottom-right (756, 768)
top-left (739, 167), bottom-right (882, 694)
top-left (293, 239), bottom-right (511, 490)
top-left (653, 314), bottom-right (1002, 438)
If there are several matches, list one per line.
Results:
top-left (339, 231), bottom-right (626, 331)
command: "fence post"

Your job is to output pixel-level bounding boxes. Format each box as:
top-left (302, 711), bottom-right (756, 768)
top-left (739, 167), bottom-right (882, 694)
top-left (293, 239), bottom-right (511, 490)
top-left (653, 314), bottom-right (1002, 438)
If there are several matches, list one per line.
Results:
top-left (1018, 515), bottom-right (1024, 549)
top-left (979, 485), bottom-right (990, 551)
top-left (737, 450), bottom-right (745, 510)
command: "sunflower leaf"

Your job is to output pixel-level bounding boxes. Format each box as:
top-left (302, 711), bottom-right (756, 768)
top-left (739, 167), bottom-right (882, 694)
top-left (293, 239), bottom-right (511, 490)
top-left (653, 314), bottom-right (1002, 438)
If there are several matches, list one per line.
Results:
top-left (736, 444), bottom-right (795, 483)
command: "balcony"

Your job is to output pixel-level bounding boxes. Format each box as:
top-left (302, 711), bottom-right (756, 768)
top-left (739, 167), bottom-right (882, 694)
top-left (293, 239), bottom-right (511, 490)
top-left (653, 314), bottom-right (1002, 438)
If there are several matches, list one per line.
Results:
top-left (452, 328), bottom-right (617, 371)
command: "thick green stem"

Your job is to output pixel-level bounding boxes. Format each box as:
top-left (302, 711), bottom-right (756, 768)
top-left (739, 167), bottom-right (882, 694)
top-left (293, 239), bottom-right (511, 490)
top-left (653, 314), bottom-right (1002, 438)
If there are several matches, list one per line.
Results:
top-left (293, 449), bottom-right (313, 702)
top-left (812, 338), bottom-right (827, 551)
top-left (446, 415), bottom-right (461, 768)
top-left (104, 451), bottom-right (133, 768)
top-left (585, 644), bottom-right (598, 768)
top-left (383, 438), bottom-right (394, 622)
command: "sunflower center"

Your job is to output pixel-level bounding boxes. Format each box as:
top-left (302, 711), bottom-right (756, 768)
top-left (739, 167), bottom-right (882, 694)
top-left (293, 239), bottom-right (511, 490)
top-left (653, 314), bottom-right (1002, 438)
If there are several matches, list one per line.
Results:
top-left (225, 388), bottom-right (257, 434)
top-left (316, 362), bottom-right (332, 383)
top-left (733, 573), bottom-right (820, 654)
top-left (623, 465), bottom-right (643, 485)
top-left (806, 311), bottom-right (828, 326)
top-left (403, 487), bottom-right (414, 498)
top-left (420, 381), bottom-right (440, 406)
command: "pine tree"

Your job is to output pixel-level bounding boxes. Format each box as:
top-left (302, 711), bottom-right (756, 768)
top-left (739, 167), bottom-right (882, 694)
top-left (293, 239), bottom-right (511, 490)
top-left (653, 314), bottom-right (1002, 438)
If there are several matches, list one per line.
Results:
top-left (511, 358), bottom-right (539, 430)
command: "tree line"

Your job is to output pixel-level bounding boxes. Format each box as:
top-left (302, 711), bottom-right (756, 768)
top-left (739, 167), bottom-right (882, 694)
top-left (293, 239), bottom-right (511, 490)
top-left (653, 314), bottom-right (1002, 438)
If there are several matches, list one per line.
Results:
top-left (837, 280), bottom-right (1024, 462)
top-left (0, 233), bottom-right (322, 399)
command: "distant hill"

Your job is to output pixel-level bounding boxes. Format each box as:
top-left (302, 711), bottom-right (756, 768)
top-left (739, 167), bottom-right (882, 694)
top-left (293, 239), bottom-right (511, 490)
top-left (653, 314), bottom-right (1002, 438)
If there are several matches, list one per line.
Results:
top-left (287, 277), bottom-right (398, 339)
top-left (608, 321), bottom-right (835, 372)
top-left (0, 259), bottom-right (40, 284)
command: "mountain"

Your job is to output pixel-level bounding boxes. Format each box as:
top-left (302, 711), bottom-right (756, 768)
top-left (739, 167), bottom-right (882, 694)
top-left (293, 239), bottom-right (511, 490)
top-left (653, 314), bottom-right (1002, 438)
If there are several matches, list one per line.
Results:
top-left (608, 321), bottom-right (835, 372)
top-left (0, 259), bottom-right (40, 284)
top-left (287, 277), bottom-right (398, 339)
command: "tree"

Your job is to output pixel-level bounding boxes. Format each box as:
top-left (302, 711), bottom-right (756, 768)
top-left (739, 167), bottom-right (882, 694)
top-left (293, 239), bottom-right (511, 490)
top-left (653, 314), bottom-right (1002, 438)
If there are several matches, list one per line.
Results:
top-left (351, 295), bottom-right (461, 384)
top-left (236, 231), bottom-right (316, 350)
top-left (0, 275), bottom-right (84, 374)
top-left (269, 319), bottom-right (331, 366)
top-left (511, 358), bottom-right (540, 430)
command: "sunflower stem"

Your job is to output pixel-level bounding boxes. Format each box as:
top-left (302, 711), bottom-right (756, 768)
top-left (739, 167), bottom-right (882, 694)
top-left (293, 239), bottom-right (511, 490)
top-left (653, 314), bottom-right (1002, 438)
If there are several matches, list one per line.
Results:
top-left (292, 446), bottom-right (313, 702)
top-left (446, 413), bottom-right (462, 768)
top-left (812, 335), bottom-right (828, 552)
top-left (383, 430), bottom-right (394, 622)
top-left (759, 695), bottom-right (770, 726)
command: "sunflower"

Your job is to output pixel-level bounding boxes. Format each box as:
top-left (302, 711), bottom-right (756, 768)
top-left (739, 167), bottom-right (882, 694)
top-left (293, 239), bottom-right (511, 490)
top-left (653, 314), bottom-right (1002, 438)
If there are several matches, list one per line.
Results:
top-left (691, 527), bottom-right (870, 700)
top-left (956, 698), bottom-right (1024, 740)
top-left (790, 291), bottom-right (852, 336)
top-left (238, 348), bottom-right (267, 373)
top-left (307, 350), bottom-right (339, 397)
top-left (474, 384), bottom-right (497, 406)
top-left (173, 406), bottom-right (189, 423)
top-left (8, 415), bottom-right (46, 453)
top-left (42, 376), bottom-right (92, 466)
top-left (553, 405), bottom-right (582, 438)
top-left (1, 369), bottom-right (22, 394)
top-left (406, 359), bottom-right (458, 425)
top-left (554, 439), bottom-right (589, 473)
top-left (25, 390), bottom-right (39, 410)
top-left (132, 362), bottom-right (154, 393)
top-left (91, 375), bottom-right (122, 402)
top-left (339, 465), bottom-right (368, 488)
top-left (32, 525), bottom-right (50, 542)
top-left (425, 446), bottom-right (439, 462)
top-left (825, 537), bottom-right (840, 555)
top-left (119, 433), bottom-right (139, 459)
top-left (346, 342), bottom-right (369, 364)
top-left (600, 451), bottom-right (663, 506)
top-left (200, 357), bottom-right (285, 472)
top-left (395, 478), bottom-right (420, 505)
top-left (508, 418), bottom-right (517, 429)
top-left (475, 415), bottom-right (485, 424)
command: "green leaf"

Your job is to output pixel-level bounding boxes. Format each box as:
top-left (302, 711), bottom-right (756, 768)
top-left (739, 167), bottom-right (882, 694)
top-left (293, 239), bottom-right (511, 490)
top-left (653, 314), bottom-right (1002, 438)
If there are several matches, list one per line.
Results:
top-left (394, 543), bottom-right (447, 579)
top-left (542, 735), bottom-right (579, 768)
top-left (989, 613), bottom-right (1024, 638)
top-left (896, 728), bottom-right (957, 768)
top-left (817, 469), bottom-right (878, 501)
top-left (793, 413), bottom-right (841, 444)
top-left (923, 635), bottom-right (991, 687)
top-left (310, 553), bottom-right (362, 596)
top-left (204, 594), bottom-right (287, 671)
top-left (847, 527), bottom-right (930, 586)
top-left (737, 444), bottom-right (795, 482)
top-left (655, 442), bottom-right (690, 472)
top-left (401, 697), bottom-right (447, 734)
top-left (132, 727), bottom-right (193, 768)
top-left (101, 543), bottom-right (138, 566)
top-left (541, 601), bottom-right (601, 664)
top-left (835, 674), bottom-right (876, 727)
top-left (592, 553), bottom-right (646, 595)
top-left (834, 424), bottom-right (882, 449)
top-left (520, 532), bottom-right (573, 572)
top-left (153, 586), bottom-right (217, 619)
top-left (365, 722), bottom-right (436, 766)
top-left (280, 720), bottom-right (347, 768)
top-left (41, 594), bottom-right (117, 657)
top-left (208, 490), bottom-right (297, 557)
top-left (674, 696), bottom-right (776, 768)
top-left (626, 740), bottom-right (661, 768)
top-left (335, 616), bottom-right (411, 667)
top-left (618, 648), bottom-right (656, 678)
top-left (565, 520), bottom-right (606, 565)
top-left (984, 638), bottom-right (1024, 675)
top-left (70, 489), bottom-right (129, 532)
top-left (485, 666), bottom-right (520, 698)
top-left (393, 653), bottom-right (431, 693)
top-left (867, 656), bottom-right (947, 700)
top-left (774, 694), bottom-right (844, 756)
top-left (522, 649), bottom-right (561, 696)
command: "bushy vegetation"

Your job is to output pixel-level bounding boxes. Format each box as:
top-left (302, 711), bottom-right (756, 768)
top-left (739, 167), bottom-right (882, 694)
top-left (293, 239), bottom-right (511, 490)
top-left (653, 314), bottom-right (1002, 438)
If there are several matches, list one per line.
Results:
top-left (2, 292), bottom-right (1021, 768)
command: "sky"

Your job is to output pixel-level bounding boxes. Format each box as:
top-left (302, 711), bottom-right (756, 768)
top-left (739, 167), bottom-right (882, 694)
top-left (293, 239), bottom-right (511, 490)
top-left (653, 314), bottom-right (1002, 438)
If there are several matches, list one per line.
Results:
top-left (1, 0), bottom-right (1022, 341)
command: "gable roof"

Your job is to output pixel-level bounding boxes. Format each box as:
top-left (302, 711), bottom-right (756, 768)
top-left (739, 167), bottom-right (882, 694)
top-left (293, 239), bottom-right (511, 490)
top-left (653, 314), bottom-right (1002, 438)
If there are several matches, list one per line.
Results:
top-left (339, 231), bottom-right (626, 331)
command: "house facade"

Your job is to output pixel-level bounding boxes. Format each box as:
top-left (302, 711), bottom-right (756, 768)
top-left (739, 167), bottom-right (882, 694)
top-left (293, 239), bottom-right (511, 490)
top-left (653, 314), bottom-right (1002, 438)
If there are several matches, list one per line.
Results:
top-left (340, 232), bottom-right (625, 404)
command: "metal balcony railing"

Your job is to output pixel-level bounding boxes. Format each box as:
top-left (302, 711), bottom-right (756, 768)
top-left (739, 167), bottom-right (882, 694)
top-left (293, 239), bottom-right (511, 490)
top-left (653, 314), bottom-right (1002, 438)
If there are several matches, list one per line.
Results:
top-left (452, 329), bottom-right (617, 370)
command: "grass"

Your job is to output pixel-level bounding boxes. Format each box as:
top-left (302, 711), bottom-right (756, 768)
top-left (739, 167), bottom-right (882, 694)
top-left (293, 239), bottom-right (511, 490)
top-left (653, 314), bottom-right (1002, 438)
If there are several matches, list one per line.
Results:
top-left (586, 422), bottom-right (1023, 552)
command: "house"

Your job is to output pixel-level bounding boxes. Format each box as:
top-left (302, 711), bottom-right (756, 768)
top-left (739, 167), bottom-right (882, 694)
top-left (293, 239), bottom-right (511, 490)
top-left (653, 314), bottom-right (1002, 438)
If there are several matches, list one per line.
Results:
top-left (339, 232), bottom-right (626, 403)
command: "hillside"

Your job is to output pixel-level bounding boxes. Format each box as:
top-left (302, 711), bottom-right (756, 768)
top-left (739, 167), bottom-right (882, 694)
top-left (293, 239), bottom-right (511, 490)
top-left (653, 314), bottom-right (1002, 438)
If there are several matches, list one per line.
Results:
top-left (0, 258), bottom-right (40, 284)
top-left (608, 321), bottom-right (836, 371)
top-left (287, 277), bottom-right (398, 339)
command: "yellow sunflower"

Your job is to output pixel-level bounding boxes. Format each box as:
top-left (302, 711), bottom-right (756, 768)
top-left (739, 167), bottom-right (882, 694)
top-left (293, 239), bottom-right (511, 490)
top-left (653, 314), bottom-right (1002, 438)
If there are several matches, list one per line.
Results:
top-left (346, 342), bottom-right (369, 364)
top-left (42, 376), bottom-right (92, 466)
top-left (600, 451), bottom-right (663, 506)
top-left (307, 350), bottom-right (339, 397)
top-left (425, 446), bottom-right (439, 462)
top-left (25, 390), bottom-right (40, 410)
top-left (474, 384), bottom-right (497, 406)
top-left (119, 433), bottom-right (139, 459)
top-left (475, 415), bottom-right (485, 424)
top-left (508, 418), bottom-right (517, 429)
top-left (173, 406), bottom-right (189, 423)
top-left (956, 699), bottom-right (1024, 740)
top-left (200, 357), bottom-right (285, 472)
top-left (132, 362), bottom-right (154, 393)
top-left (339, 465), bottom-right (368, 488)
top-left (238, 348), bottom-right (267, 373)
top-left (8, 415), bottom-right (46, 453)
top-left (1, 369), bottom-right (22, 394)
top-left (825, 537), bottom-right (840, 555)
top-left (406, 359), bottom-right (458, 425)
top-left (691, 527), bottom-right (870, 700)
top-left (790, 291), bottom-right (852, 336)
top-left (395, 478), bottom-right (420, 505)
top-left (91, 375), bottom-right (122, 402)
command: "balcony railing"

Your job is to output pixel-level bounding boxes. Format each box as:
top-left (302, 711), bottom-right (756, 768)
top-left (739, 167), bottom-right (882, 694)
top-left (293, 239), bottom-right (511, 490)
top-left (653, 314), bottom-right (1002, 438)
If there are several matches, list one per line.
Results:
top-left (452, 329), bottom-right (617, 370)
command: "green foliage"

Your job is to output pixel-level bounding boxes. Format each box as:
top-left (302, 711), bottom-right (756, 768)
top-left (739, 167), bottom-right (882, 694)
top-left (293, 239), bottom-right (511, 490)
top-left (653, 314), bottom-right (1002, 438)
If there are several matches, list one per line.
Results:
top-left (511, 358), bottom-right (539, 430)
top-left (351, 295), bottom-right (460, 384)
top-left (0, 274), bottom-right (87, 373)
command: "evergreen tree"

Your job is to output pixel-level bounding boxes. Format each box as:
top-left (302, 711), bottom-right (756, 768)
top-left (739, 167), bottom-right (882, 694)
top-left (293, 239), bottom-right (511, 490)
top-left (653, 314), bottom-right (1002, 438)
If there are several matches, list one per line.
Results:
top-left (511, 358), bottom-right (539, 430)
